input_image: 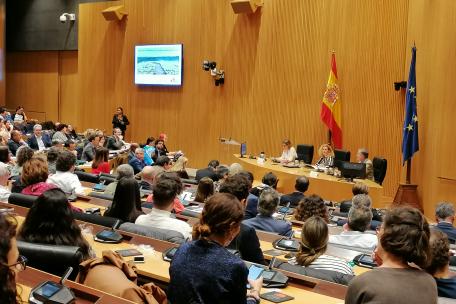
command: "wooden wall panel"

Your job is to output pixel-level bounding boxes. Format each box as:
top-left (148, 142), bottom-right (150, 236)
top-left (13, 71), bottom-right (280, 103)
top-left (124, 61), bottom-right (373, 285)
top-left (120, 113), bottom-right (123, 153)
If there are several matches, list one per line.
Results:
top-left (59, 51), bottom-right (79, 126)
top-left (75, 0), bottom-right (409, 199)
top-left (0, 0), bottom-right (5, 106)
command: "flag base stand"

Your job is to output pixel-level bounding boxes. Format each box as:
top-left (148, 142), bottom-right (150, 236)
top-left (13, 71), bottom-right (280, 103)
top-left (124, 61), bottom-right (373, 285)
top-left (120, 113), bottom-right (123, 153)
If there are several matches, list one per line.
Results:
top-left (392, 183), bottom-right (422, 212)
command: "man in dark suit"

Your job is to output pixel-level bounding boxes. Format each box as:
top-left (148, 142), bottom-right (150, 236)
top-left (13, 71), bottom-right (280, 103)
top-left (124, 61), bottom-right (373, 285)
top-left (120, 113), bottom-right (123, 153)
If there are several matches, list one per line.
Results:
top-left (195, 160), bottom-right (219, 182)
top-left (106, 128), bottom-right (125, 150)
top-left (280, 176), bottom-right (309, 208)
top-left (81, 134), bottom-right (99, 161)
top-left (129, 148), bottom-right (146, 174)
top-left (435, 202), bottom-right (456, 242)
top-left (220, 174), bottom-right (266, 265)
top-left (27, 124), bottom-right (52, 151)
top-left (8, 130), bottom-right (27, 156)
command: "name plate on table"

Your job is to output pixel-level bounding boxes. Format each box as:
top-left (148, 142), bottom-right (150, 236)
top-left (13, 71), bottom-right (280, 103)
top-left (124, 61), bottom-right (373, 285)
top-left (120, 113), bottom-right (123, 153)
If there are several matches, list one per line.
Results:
top-left (309, 171), bottom-right (319, 178)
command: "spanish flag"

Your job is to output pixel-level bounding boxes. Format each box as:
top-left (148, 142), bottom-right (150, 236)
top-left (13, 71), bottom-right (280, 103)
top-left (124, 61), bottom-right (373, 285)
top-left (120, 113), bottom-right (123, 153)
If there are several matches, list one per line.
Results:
top-left (320, 53), bottom-right (342, 149)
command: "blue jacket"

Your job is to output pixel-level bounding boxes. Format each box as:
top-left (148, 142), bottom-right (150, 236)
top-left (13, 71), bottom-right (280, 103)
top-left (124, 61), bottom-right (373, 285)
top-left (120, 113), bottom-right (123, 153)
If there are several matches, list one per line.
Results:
top-left (244, 193), bottom-right (259, 220)
top-left (436, 222), bottom-right (456, 242)
top-left (27, 134), bottom-right (52, 150)
top-left (128, 156), bottom-right (146, 174)
top-left (243, 214), bottom-right (293, 237)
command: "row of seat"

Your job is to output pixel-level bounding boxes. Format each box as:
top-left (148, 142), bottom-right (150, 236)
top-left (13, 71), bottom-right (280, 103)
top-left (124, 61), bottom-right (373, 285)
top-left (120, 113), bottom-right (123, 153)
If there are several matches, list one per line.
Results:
top-left (295, 144), bottom-right (387, 184)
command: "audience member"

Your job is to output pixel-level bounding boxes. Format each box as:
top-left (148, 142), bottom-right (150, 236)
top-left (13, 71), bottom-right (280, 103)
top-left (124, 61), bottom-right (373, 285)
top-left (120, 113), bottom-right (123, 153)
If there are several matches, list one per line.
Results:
top-left (329, 205), bottom-right (377, 250)
top-left (139, 166), bottom-right (164, 191)
top-left (66, 124), bottom-right (78, 141)
top-left (0, 163), bottom-right (11, 201)
top-left (0, 146), bottom-right (10, 165)
top-left (435, 202), bottom-right (456, 241)
top-left (46, 147), bottom-right (60, 174)
top-left (168, 193), bottom-right (262, 304)
top-left (52, 123), bottom-right (69, 143)
top-left (238, 171), bottom-right (260, 220)
top-left (104, 164), bottom-right (134, 196)
top-left (81, 134), bottom-right (99, 161)
top-left (10, 146), bottom-right (33, 177)
top-left (280, 176), bottom-right (309, 208)
top-left (18, 188), bottom-right (94, 259)
top-left (104, 178), bottom-right (144, 223)
top-left (154, 155), bottom-right (172, 170)
top-left (143, 136), bottom-right (155, 165)
top-left (294, 194), bottom-right (328, 222)
top-left (12, 106), bottom-right (27, 124)
top-left (426, 229), bottom-right (456, 299)
top-left (128, 143), bottom-right (139, 161)
top-left (345, 207), bottom-right (437, 304)
top-left (143, 172), bottom-right (185, 214)
top-left (244, 188), bottom-right (293, 237)
top-left (51, 139), bottom-right (64, 149)
top-left (106, 128), bottom-right (124, 151)
top-left (135, 173), bottom-right (192, 239)
top-left (21, 158), bottom-right (56, 196)
top-left (0, 107), bottom-right (12, 121)
top-left (169, 156), bottom-right (188, 178)
top-left (195, 160), bottom-right (219, 182)
top-left (64, 139), bottom-right (78, 157)
top-left (293, 216), bottom-right (354, 275)
top-left (98, 135), bottom-right (107, 148)
top-left (47, 150), bottom-right (85, 195)
top-left (91, 147), bottom-right (110, 174)
top-left (28, 124), bottom-right (51, 151)
top-left (356, 148), bottom-right (374, 181)
top-left (0, 213), bottom-right (24, 304)
top-left (250, 171), bottom-right (278, 197)
top-left (152, 139), bottom-right (167, 161)
top-left (128, 147), bottom-right (146, 174)
top-left (213, 165), bottom-right (229, 192)
top-left (220, 175), bottom-right (266, 265)
top-left (194, 177), bottom-right (214, 203)
top-left (339, 182), bottom-right (369, 213)
top-left (229, 162), bottom-right (243, 176)
top-left (8, 130), bottom-right (26, 156)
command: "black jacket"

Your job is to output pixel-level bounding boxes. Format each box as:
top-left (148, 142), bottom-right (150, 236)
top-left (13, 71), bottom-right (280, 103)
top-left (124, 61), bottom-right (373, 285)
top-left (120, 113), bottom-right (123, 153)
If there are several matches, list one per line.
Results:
top-left (228, 223), bottom-right (265, 265)
top-left (106, 136), bottom-right (123, 150)
top-left (195, 167), bottom-right (219, 182)
top-left (112, 114), bottom-right (129, 132)
top-left (280, 192), bottom-right (305, 208)
top-left (27, 134), bottom-right (52, 151)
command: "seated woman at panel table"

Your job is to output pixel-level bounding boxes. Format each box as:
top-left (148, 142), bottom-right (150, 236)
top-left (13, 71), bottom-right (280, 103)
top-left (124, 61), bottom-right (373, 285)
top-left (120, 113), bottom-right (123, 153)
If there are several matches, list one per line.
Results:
top-left (345, 207), bottom-right (437, 304)
top-left (273, 139), bottom-right (297, 164)
top-left (18, 188), bottom-right (95, 260)
top-left (315, 143), bottom-right (335, 167)
top-left (104, 177), bottom-right (144, 223)
top-left (168, 193), bottom-right (263, 304)
top-left (0, 213), bottom-right (26, 304)
top-left (290, 216), bottom-right (354, 275)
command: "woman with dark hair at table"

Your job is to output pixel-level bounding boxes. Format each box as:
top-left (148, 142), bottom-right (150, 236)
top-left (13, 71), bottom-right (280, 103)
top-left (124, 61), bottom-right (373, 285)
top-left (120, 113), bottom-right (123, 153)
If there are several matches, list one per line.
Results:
top-left (194, 177), bottom-right (214, 203)
top-left (112, 107), bottom-right (129, 136)
top-left (0, 213), bottom-right (25, 304)
top-left (104, 177), bottom-right (144, 223)
top-left (169, 193), bottom-right (263, 304)
top-left (18, 188), bottom-right (94, 259)
top-left (91, 146), bottom-right (110, 174)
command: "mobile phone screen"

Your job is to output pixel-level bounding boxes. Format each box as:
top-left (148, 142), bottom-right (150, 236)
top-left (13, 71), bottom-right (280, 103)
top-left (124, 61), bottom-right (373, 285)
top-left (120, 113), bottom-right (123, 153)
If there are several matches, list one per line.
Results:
top-left (248, 265), bottom-right (264, 280)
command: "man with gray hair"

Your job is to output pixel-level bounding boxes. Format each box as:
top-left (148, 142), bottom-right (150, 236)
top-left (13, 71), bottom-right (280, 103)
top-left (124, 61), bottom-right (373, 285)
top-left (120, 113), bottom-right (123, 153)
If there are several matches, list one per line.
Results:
top-left (0, 162), bottom-right (11, 201)
top-left (243, 188), bottom-right (292, 237)
top-left (128, 147), bottom-right (146, 174)
top-left (28, 124), bottom-right (52, 151)
top-left (435, 202), bottom-right (456, 241)
top-left (104, 164), bottom-right (134, 196)
top-left (356, 148), bottom-right (374, 181)
top-left (329, 205), bottom-right (377, 250)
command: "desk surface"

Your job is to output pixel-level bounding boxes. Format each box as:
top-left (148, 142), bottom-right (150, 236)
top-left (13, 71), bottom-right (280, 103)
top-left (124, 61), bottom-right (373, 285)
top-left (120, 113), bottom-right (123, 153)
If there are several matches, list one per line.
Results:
top-left (234, 154), bottom-right (385, 208)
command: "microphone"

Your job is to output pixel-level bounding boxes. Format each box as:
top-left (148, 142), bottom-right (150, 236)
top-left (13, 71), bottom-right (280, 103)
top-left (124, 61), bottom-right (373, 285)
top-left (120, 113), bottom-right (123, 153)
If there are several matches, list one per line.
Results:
top-left (59, 267), bottom-right (73, 285)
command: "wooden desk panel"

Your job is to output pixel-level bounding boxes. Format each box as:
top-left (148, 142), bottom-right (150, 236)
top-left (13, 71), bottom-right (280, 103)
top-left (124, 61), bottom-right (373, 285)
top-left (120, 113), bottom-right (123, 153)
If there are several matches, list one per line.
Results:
top-left (234, 155), bottom-right (385, 208)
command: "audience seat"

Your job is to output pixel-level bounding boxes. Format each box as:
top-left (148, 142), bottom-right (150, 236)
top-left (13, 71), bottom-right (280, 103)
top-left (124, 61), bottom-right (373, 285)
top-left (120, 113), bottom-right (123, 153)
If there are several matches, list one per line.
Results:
top-left (181, 178), bottom-right (198, 185)
top-left (88, 192), bottom-right (114, 201)
top-left (8, 193), bottom-right (37, 208)
top-left (373, 157), bottom-right (387, 185)
top-left (274, 260), bottom-right (354, 286)
top-left (73, 212), bottom-right (121, 228)
top-left (74, 171), bottom-right (100, 184)
top-left (119, 222), bottom-right (186, 244)
top-left (99, 175), bottom-right (116, 185)
top-left (296, 144), bottom-right (314, 164)
top-left (334, 149), bottom-right (351, 162)
top-left (17, 240), bottom-right (84, 280)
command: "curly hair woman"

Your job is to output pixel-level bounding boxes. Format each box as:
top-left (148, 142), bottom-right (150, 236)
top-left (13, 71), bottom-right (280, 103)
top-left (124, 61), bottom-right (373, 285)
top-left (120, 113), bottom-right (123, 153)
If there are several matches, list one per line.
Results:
top-left (294, 194), bottom-right (328, 222)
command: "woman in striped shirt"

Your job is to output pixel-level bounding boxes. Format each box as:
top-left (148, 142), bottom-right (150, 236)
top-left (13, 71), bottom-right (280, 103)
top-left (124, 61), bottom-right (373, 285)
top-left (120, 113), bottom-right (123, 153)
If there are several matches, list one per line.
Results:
top-left (292, 215), bottom-right (354, 275)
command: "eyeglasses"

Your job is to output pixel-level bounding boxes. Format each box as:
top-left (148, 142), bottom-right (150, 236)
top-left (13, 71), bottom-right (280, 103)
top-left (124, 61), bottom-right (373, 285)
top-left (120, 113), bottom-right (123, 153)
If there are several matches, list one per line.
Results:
top-left (9, 255), bottom-right (27, 271)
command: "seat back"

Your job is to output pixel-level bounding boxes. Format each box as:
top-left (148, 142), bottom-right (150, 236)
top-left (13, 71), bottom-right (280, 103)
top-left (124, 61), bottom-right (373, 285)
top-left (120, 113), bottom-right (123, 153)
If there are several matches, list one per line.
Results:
top-left (17, 241), bottom-right (84, 280)
top-left (181, 178), bottom-right (198, 185)
top-left (8, 193), bottom-right (38, 208)
top-left (88, 192), bottom-right (114, 201)
top-left (334, 149), bottom-right (351, 162)
top-left (73, 211), bottom-right (121, 228)
top-left (119, 222), bottom-right (186, 244)
top-left (296, 144), bottom-right (314, 164)
top-left (372, 157), bottom-right (387, 185)
top-left (74, 171), bottom-right (100, 184)
top-left (99, 175), bottom-right (116, 185)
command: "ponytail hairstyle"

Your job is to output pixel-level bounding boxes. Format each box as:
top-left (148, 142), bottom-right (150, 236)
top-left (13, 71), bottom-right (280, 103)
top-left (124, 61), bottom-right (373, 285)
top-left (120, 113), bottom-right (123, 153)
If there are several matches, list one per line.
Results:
top-left (193, 193), bottom-right (244, 241)
top-left (380, 206), bottom-right (431, 269)
top-left (296, 216), bottom-right (328, 266)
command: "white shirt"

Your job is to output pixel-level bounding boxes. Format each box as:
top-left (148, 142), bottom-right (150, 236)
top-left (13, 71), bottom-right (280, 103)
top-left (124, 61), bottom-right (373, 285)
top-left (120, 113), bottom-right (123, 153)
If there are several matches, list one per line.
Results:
top-left (36, 136), bottom-right (46, 151)
top-left (0, 185), bottom-right (11, 202)
top-left (328, 230), bottom-right (378, 250)
top-left (47, 171), bottom-right (85, 195)
top-left (280, 147), bottom-right (297, 162)
top-left (135, 208), bottom-right (192, 240)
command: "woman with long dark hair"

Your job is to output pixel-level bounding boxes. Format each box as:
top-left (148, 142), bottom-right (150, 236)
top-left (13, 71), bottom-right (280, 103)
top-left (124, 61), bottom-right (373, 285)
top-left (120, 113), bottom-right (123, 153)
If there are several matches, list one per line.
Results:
top-left (18, 188), bottom-right (93, 259)
top-left (194, 177), bottom-right (214, 203)
top-left (112, 107), bottom-right (129, 136)
top-left (91, 146), bottom-right (110, 174)
top-left (104, 177), bottom-right (144, 223)
top-left (0, 214), bottom-right (25, 304)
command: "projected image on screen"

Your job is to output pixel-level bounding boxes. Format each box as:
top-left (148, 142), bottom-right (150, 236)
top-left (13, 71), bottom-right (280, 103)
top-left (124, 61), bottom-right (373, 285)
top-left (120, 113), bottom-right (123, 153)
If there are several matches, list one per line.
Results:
top-left (134, 44), bottom-right (183, 86)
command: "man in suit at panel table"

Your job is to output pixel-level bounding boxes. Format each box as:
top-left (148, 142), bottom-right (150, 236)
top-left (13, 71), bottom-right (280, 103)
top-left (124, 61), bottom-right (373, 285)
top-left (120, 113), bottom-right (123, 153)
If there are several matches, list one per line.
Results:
top-left (28, 124), bottom-right (52, 151)
top-left (81, 134), bottom-right (100, 162)
top-left (106, 128), bottom-right (125, 151)
top-left (280, 176), bottom-right (309, 208)
top-left (195, 160), bottom-right (220, 182)
top-left (356, 148), bottom-right (374, 181)
top-left (435, 202), bottom-right (456, 242)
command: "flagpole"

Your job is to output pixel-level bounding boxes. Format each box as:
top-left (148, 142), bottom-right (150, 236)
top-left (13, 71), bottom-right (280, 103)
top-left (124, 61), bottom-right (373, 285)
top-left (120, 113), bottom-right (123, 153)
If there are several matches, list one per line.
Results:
top-left (327, 130), bottom-right (332, 145)
top-left (406, 159), bottom-right (411, 184)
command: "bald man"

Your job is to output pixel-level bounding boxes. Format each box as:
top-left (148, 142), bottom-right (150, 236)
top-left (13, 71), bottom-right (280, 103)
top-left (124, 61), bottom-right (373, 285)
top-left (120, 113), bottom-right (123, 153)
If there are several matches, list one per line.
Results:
top-left (139, 166), bottom-right (165, 191)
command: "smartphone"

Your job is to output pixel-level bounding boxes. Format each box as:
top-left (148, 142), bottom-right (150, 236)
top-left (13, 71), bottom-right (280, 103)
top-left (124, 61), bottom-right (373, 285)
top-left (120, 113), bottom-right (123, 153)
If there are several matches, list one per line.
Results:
top-left (34, 281), bottom-right (62, 298)
top-left (353, 254), bottom-right (378, 268)
top-left (247, 265), bottom-right (264, 289)
top-left (133, 256), bottom-right (145, 263)
top-left (115, 249), bottom-right (143, 257)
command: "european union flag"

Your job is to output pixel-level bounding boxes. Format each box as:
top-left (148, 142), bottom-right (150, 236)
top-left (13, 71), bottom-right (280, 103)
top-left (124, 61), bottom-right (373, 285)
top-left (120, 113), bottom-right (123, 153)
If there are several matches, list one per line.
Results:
top-left (402, 46), bottom-right (419, 164)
